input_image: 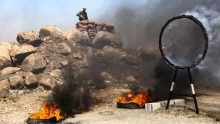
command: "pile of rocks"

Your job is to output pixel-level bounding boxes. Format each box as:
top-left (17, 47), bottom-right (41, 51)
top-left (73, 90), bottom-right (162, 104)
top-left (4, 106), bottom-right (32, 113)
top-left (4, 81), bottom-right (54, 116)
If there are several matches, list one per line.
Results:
top-left (0, 21), bottom-right (122, 98)
top-left (76, 20), bottom-right (115, 40)
top-left (0, 26), bottom-right (54, 97)
top-left (0, 20), bottom-right (157, 99)
top-left (75, 20), bottom-right (122, 49)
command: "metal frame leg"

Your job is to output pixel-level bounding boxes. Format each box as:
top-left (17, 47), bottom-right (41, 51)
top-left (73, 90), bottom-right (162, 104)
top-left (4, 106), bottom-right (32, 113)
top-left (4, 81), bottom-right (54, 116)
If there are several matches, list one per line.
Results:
top-left (166, 69), bottom-right (178, 109)
top-left (187, 68), bottom-right (199, 114)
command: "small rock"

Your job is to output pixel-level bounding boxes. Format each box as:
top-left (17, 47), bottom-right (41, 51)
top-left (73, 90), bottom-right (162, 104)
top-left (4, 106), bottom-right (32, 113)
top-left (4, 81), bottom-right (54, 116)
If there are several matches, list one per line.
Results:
top-left (16, 30), bottom-right (42, 46)
top-left (50, 69), bottom-right (62, 78)
top-left (47, 61), bottom-right (63, 70)
top-left (126, 75), bottom-right (138, 84)
top-left (102, 46), bottom-right (122, 55)
top-left (39, 25), bottom-right (63, 38)
top-left (25, 72), bottom-right (38, 89)
top-left (17, 90), bottom-right (24, 96)
top-left (8, 75), bottom-right (24, 90)
top-left (0, 79), bottom-right (10, 98)
top-left (60, 60), bottom-right (69, 66)
top-left (9, 90), bottom-right (18, 100)
top-left (54, 42), bottom-right (71, 55)
top-left (122, 55), bottom-right (139, 65)
top-left (101, 72), bottom-right (114, 82)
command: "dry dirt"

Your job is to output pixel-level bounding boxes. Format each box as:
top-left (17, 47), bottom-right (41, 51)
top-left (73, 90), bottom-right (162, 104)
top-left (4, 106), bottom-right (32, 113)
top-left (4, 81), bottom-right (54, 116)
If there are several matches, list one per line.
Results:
top-left (0, 87), bottom-right (219, 124)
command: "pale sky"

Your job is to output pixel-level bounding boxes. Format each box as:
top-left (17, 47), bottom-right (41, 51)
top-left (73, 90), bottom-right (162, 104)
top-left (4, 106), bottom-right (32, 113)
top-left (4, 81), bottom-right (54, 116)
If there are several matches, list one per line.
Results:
top-left (0, 0), bottom-right (148, 42)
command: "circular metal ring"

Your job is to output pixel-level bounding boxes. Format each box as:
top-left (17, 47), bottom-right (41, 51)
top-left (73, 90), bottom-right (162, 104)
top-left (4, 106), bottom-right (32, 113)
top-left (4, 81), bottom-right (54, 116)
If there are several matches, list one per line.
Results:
top-left (159, 15), bottom-right (208, 69)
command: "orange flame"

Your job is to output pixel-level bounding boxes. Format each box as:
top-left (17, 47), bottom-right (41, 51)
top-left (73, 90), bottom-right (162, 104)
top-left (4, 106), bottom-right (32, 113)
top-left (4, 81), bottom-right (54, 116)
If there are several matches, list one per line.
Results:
top-left (117, 92), bottom-right (151, 107)
top-left (29, 102), bottom-right (64, 121)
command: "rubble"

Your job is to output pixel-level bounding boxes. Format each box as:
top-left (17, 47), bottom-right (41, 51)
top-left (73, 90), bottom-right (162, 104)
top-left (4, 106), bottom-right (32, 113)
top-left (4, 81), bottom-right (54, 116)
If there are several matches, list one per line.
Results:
top-left (0, 20), bottom-right (157, 98)
top-left (76, 20), bottom-right (122, 48)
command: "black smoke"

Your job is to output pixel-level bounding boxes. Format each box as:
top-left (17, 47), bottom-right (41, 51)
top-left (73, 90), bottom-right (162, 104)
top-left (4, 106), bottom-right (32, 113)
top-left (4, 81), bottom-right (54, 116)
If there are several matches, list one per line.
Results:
top-left (100, 0), bottom-right (220, 94)
top-left (51, 65), bottom-right (93, 116)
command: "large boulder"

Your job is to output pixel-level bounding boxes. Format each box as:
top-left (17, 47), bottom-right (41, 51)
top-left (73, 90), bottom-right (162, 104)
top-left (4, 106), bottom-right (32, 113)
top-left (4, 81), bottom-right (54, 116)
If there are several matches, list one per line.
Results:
top-left (64, 29), bottom-right (90, 46)
top-left (0, 43), bottom-right (12, 69)
top-left (16, 30), bottom-right (42, 46)
top-left (102, 46), bottom-right (125, 56)
top-left (39, 76), bottom-right (58, 90)
top-left (92, 31), bottom-right (122, 49)
top-left (0, 67), bottom-right (21, 77)
top-left (54, 42), bottom-right (72, 55)
top-left (8, 75), bottom-right (24, 89)
top-left (138, 45), bottom-right (156, 60)
top-left (0, 42), bottom-right (12, 60)
top-left (21, 53), bottom-right (46, 73)
top-left (0, 79), bottom-right (10, 98)
top-left (0, 57), bottom-right (11, 70)
top-left (10, 44), bottom-right (36, 64)
top-left (39, 25), bottom-right (63, 38)
top-left (24, 72), bottom-right (38, 89)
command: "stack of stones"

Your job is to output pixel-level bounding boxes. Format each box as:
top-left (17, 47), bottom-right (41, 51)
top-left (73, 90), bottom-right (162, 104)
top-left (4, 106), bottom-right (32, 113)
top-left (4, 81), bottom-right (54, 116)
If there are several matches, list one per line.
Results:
top-left (76, 20), bottom-right (115, 40)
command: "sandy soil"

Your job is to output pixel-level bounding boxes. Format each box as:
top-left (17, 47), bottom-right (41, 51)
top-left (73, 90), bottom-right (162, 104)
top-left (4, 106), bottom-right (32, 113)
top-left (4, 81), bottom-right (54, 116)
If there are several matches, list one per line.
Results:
top-left (63, 107), bottom-right (218, 124)
top-left (0, 87), bottom-right (51, 124)
top-left (0, 87), bottom-right (219, 124)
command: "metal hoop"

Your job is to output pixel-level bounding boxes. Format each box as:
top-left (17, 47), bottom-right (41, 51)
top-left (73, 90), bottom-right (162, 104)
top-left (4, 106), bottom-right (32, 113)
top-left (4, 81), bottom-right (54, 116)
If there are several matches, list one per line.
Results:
top-left (159, 15), bottom-right (208, 69)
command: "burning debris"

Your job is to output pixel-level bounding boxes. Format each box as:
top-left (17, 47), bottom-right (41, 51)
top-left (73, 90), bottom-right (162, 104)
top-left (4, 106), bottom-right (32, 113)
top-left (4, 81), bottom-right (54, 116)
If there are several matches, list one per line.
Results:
top-left (117, 92), bottom-right (151, 108)
top-left (28, 101), bottom-right (64, 123)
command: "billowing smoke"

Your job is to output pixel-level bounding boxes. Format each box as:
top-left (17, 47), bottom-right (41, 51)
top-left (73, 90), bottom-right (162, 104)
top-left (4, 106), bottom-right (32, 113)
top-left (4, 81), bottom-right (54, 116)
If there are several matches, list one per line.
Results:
top-left (40, 1), bottom-right (220, 112)
top-left (100, 0), bottom-right (220, 90)
top-left (51, 65), bottom-right (93, 116)
top-left (105, 0), bottom-right (210, 48)
top-left (185, 6), bottom-right (220, 86)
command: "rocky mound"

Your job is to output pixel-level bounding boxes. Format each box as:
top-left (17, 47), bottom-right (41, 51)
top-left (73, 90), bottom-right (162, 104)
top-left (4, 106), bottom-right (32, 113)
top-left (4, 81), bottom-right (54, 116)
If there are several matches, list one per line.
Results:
top-left (0, 20), bottom-right (157, 100)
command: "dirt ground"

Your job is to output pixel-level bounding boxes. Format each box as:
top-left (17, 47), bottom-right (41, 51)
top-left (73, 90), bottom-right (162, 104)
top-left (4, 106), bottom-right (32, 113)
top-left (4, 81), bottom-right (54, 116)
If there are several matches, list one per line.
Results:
top-left (0, 87), bottom-right (219, 124)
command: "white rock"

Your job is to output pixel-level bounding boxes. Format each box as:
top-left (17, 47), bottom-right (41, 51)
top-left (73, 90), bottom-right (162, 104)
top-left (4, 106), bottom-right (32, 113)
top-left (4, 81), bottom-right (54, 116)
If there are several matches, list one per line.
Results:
top-left (145, 99), bottom-right (185, 112)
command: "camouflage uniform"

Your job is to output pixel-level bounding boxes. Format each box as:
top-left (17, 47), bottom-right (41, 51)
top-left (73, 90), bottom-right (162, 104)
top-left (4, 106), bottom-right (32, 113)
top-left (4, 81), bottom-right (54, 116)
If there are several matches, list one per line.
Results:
top-left (76, 8), bottom-right (88, 21)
